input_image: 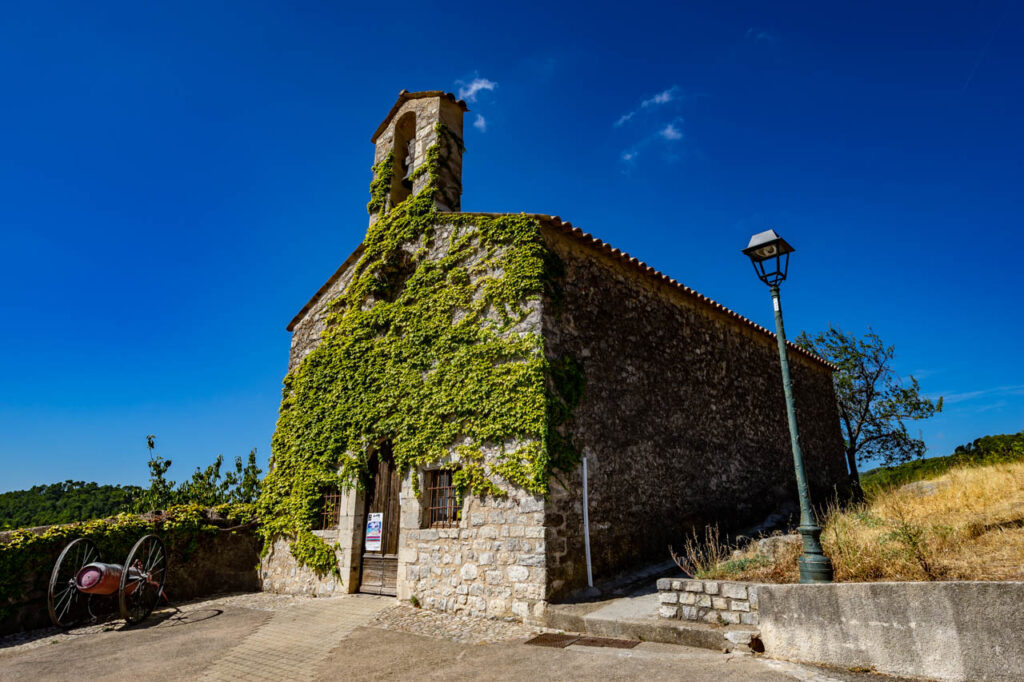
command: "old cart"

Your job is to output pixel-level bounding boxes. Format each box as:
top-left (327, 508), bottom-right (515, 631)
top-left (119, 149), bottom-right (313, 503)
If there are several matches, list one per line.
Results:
top-left (47, 534), bottom-right (167, 628)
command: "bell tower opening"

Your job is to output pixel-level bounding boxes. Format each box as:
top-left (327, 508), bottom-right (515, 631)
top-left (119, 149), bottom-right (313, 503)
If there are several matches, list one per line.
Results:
top-left (391, 112), bottom-right (416, 206)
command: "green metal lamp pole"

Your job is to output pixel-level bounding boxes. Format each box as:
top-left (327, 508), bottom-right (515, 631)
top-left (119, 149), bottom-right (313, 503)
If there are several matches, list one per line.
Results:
top-left (769, 283), bottom-right (833, 583)
top-left (743, 230), bottom-right (833, 584)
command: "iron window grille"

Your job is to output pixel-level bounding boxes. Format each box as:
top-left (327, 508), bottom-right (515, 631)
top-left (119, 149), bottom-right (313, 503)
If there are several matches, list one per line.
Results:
top-left (426, 470), bottom-right (459, 528)
top-left (319, 489), bottom-right (342, 530)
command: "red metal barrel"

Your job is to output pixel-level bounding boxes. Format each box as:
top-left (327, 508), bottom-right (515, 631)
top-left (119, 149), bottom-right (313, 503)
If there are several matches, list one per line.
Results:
top-left (75, 562), bottom-right (123, 595)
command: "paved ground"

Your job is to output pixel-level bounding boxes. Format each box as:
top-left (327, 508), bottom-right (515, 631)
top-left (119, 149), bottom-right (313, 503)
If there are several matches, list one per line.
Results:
top-left (0, 593), bottom-right (903, 681)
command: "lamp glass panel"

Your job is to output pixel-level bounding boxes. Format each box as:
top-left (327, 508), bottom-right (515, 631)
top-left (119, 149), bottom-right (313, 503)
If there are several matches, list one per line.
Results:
top-left (753, 242), bottom-right (780, 260)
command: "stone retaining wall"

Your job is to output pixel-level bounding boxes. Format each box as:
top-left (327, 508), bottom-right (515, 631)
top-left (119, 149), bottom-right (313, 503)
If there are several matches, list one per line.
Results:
top-left (657, 578), bottom-right (1024, 681)
top-left (656, 578), bottom-right (759, 626)
top-left (758, 581), bottom-right (1024, 682)
top-left (0, 513), bottom-right (260, 635)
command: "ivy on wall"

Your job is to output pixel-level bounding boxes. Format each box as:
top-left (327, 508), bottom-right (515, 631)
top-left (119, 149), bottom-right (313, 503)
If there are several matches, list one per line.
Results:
top-left (257, 124), bottom-right (582, 576)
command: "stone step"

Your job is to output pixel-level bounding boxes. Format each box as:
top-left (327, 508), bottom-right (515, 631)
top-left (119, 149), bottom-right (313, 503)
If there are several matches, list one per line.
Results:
top-left (543, 604), bottom-right (759, 653)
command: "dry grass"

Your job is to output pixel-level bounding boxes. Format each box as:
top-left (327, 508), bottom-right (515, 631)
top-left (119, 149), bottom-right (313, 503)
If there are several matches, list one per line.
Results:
top-left (687, 461), bottom-right (1024, 583)
top-left (669, 525), bottom-right (731, 577)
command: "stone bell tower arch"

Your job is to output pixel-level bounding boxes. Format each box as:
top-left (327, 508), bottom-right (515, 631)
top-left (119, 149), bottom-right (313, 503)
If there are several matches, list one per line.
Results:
top-left (368, 90), bottom-right (468, 223)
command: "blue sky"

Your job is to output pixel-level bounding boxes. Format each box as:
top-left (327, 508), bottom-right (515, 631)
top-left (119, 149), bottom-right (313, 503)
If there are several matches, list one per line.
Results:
top-left (1, 1), bottom-right (1021, 492)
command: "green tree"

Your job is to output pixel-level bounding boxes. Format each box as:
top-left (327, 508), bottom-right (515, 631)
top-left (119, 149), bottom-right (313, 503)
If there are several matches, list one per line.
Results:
top-left (229, 449), bottom-right (263, 504)
top-left (134, 436), bottom-right (262, 512)
top-left (797, 326), bottom-right (942, 498)
top-left (0, 481), bottom-right (142, 530)
top-left (134, 434), bottom-right (177, 512)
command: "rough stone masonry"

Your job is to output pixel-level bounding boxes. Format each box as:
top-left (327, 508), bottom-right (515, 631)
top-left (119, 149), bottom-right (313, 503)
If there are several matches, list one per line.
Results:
top-left (261, 90), bottom-right (848, 622)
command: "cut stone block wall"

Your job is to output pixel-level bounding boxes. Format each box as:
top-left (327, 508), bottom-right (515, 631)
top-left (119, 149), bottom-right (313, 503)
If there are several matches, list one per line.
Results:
top-left (260, 487), bottom-right (362, 598)
top-left (397, 471), bottom-right (549, 623)
top-left (657, 578), bottom-right (760, 626)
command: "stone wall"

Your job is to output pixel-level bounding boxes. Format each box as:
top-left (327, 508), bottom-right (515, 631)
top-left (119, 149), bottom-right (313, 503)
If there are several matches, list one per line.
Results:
top-left (0, 514), bottom-right (260, 635)
top-left (260, 477), bottom-right (550, 623)
top-left (260, 532), bottom-right (348, 598)
top-left (261, 487), bottom-right (364, 598)
top-left (397, 473), bottom-right (549, 623)
top-left (287, 246), bottom-right (363, 370)
top-left (657, 578), bottom-right (759, 626)
top-left (541, 228), bottom-right (848, 600)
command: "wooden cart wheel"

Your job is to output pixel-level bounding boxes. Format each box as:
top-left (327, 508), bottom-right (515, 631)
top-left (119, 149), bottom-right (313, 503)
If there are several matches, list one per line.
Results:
top-left (118, 534), bottom-right (167, 624)
top-left (48, 538), bottom-right (102, 628)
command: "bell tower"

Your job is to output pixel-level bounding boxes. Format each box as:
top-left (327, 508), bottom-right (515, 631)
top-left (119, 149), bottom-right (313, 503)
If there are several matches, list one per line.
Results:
top-left (369, 90), bottom-right (468, 223)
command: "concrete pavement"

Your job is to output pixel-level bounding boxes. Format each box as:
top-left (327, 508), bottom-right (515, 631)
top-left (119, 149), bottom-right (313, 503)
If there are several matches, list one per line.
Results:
top-left (0, 593), bottom-right (903, 681)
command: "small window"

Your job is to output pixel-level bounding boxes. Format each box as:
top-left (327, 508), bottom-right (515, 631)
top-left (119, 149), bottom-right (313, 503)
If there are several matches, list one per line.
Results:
top-left (318, 489), bottom-right (342, 530)
top-left (425, 470), bottom-right (459, 528)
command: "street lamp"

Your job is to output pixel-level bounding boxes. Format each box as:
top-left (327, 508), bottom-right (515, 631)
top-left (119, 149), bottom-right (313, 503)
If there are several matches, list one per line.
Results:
top-left (743, 229), bottom-right (834, 584)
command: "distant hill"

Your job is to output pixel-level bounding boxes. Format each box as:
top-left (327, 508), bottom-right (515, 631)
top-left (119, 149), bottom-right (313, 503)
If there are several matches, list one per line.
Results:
top-left (0, 481), bottom-right (143, 530)
top-left (861, 430), bottom-right (1024, 492)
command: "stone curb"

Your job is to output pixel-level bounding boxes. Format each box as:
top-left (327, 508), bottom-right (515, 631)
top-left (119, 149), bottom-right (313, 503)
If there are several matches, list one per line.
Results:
top-left (543, 606), bottom-right (759, 653)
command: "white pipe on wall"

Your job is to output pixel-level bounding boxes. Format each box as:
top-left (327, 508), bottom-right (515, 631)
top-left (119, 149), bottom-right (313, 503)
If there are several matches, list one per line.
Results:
top-left (582, 455), bottom-right (593, 588)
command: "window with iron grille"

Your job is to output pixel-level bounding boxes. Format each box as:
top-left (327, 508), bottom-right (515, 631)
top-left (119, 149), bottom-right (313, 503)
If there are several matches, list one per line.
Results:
top-left (425, 469), bottom-right (459, 528)
top-left (319, 489), bottom-right (342, 530)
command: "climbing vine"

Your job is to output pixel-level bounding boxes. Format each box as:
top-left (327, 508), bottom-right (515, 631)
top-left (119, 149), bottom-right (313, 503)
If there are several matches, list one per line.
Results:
top-left (366, 151), bottom-right (394, 215)
top-left (257, 123), bottom-right (582, 576)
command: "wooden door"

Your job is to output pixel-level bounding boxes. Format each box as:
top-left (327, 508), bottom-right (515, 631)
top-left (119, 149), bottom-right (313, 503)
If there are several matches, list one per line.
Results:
top-left (359, 445), bottom-right (401, 596)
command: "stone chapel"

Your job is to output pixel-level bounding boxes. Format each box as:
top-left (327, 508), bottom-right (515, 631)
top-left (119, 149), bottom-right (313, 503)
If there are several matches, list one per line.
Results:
top-left (260, 90), bottom-right (848, 623)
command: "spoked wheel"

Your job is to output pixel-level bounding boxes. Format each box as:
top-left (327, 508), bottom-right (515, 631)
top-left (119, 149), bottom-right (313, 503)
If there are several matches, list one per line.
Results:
top-left (118, 534), bottom-right (167, 625)
top-left (48, 538), bottom-right (102, 628)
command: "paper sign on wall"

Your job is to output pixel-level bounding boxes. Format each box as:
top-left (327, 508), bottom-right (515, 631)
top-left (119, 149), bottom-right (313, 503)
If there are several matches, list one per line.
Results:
top-left (365, 512), bottom-right (383, 552)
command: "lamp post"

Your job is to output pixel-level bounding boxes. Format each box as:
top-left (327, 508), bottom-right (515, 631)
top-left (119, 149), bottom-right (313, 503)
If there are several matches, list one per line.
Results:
top-left (743, 229), bottom-right (834, 584)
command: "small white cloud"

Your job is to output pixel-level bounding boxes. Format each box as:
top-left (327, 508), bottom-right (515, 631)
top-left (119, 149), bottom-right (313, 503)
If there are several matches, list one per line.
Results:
top-left (642, 87), bottom-right (678, 107)
top-left (660, 122), bottom-right (683, 140)
top-left (473, 114), bottom-right (487, 132)
top-left (613, 86), bottom-right (679, 127)
top-left (621, 151), bottom-right (636, 161)
top-left (457, 77), bottom-right (497, 102)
